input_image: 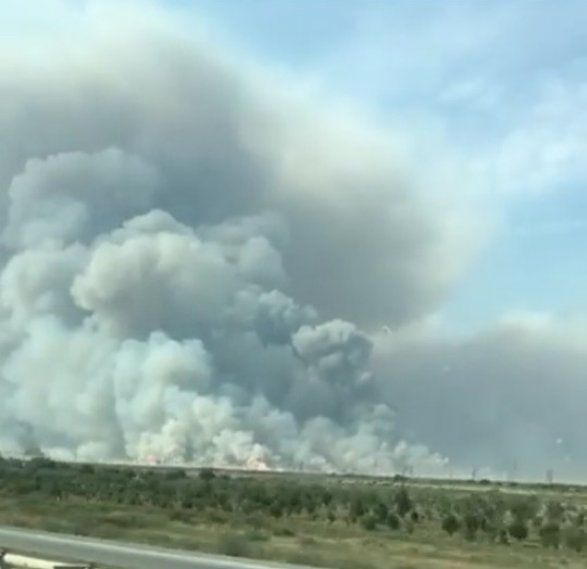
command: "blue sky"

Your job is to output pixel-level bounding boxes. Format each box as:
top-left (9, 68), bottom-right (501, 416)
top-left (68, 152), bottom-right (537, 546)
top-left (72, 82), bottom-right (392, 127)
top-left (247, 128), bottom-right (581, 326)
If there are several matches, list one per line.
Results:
top-left (165, 0), bottom-right (587, 330)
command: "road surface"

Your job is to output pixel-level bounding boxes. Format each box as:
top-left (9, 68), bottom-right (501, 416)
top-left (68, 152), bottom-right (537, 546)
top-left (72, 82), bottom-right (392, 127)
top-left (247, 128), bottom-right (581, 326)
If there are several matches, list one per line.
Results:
top-left (0, 527), bottom-right (311, 569)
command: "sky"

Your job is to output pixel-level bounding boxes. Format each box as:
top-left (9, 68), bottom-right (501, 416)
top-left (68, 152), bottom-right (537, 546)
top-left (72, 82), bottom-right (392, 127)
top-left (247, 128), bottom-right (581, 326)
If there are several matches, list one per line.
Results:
top-left (0, 0), bottom-right (587, 482)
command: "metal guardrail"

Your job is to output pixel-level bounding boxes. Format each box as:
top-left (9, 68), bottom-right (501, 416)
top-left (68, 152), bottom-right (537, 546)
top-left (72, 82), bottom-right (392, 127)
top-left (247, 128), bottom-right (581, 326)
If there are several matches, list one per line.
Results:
top-left (0, 550), bottom-right (92, 569)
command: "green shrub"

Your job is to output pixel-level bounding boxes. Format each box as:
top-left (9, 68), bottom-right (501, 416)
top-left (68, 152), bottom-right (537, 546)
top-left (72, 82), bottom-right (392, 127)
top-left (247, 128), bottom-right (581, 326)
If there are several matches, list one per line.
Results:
top-left (298, 535), bottom-right (316, 546)
top-left (510, 496), bottom-right (539, 522)
top-left (563, 525), bottom-right (587, 552)
top-left (172, 509), bottom-right (193, 523)
top-left (539, 520), bottom-right (561, 549)
top-left (78, 464), bottom-right (95, 475)
top-left (165, 469), bottom-right (187, 480)
top-left (199, 468), bottom-right (216, 481)
top-left (244, 513), bottom-right (266, 530)
top-left (498, 529), bottom-right (510, 545)
top-left (244, 530), bottom-right (270, 542)
top-left (361, 514), bottom-right (378, 531)
top-left (374, 502), bottom-right (388, 522)
top-left (273, 526), bottom-right (295, 537)
top-left (217, 532), bottom-right (254, 558)
top-left (349, 496), bottom-right (365, 522)
top-left (508, 518), bottom-right (528, 541)
top-left (395, 488), bottom-right (412, 517)
top-left (463, 512), bottom-right (481, 541)
top-left (441, 513), bottom-right (460, 536)
top-left (269, 500), bottom-right (283, 518)
top-left (205, 509), bottom-right (229, 524)
top-left (545, 501), bottom-right (565, 522)
top-left (387, 512), bottom-right (401, 530)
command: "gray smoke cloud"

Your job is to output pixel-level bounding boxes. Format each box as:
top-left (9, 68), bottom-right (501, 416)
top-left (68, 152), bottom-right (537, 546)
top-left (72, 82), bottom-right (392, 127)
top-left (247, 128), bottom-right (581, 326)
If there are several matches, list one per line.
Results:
top-left (0, 5), bottom-right (461, 474)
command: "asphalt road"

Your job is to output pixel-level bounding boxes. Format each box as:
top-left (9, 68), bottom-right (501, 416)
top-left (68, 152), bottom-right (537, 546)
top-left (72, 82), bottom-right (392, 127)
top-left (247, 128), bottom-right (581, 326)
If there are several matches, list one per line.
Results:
top-left (0, 527), bottom-right (310, 569)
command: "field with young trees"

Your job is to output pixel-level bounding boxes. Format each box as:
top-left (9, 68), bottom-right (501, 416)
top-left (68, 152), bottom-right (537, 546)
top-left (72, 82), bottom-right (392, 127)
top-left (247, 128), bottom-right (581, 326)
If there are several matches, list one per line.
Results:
top-left (1, 457), bottom-right (586, 568)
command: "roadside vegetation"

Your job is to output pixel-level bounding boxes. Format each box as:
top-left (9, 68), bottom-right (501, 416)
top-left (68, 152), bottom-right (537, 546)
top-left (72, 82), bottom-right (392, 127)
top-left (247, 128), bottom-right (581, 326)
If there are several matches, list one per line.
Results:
top-left (1, 456), bottom-right (587, 568)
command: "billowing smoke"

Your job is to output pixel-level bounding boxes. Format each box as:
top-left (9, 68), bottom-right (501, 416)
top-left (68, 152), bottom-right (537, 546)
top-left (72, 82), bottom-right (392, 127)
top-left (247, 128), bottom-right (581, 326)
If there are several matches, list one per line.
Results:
top-left (2, 3), bottom-right (584, 480)
top-left (0, 4), bottom-right (462, 474)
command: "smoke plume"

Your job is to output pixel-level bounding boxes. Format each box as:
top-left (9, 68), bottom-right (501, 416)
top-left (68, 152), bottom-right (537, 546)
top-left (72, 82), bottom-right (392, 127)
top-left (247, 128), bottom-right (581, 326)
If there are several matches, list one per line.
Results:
top-left (3, 3), bottom-right (585, 480)
top-left (0, 4), bottom-right (463, 474)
